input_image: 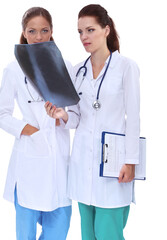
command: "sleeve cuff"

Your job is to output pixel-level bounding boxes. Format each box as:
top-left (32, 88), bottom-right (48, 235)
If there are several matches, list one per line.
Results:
top-left (64, 111), bottom-right (79, 129)
top-left (59, 118), bottom-right (66, 128)
top-left (16, 121), bottom-right (29, 139)
top-left (125, 158), bottom-right (139, 165)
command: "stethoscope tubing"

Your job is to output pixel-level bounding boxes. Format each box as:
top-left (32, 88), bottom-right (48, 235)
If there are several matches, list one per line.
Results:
top-left (24, 76), bottom-right (43, 103)
top-left (76, 56), bottom-right (90, 77)
top-left (96, 52), bottom-right (112, 100)
top-left (75, 51), bottom-right (112, 102)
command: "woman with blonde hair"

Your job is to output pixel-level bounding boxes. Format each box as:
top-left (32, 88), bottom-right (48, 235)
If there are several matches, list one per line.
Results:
top-left (0, 7), bottom-right (72, 240)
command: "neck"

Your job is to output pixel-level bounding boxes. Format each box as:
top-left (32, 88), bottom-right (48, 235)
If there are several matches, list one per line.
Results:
top-left (90, 48), bottom-right (110, 68)
top-left (90, 48), bottom-right (111, 79)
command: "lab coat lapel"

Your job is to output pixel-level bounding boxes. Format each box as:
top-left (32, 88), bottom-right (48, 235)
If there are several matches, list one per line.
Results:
top-left (18, 71), bottom-right (47, 129)
top-left (85, 59), bottom-right (94, 90)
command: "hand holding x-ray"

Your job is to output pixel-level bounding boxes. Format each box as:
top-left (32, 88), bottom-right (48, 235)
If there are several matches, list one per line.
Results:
top-left (45, 101), bottom-right (68, 123)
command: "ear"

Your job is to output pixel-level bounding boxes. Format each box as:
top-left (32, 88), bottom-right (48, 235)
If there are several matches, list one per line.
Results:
top-left (23, 31), bottom-right (27, 39)
top-left (50, 30), bottom-right (53, 40)
top-left (105, 25), bottom-right (110, 37)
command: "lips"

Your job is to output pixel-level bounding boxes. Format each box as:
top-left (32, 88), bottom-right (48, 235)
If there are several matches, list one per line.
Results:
top-left (83, 42), bottom-right (90, 46)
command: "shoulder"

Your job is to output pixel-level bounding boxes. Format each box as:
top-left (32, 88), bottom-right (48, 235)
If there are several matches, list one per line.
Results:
top-left (118, 52), bottom-right (140, 73)
top-left (117, 55), bottom-right (140, 85)
top-left (73, 60), bottom-right (85, 75)
top-left (74, 61), bottom-right (84, 68)
top-left (64, 59), bottom-right (75, 81)
top-left (64, 59), bottom-right (73, 70)
top-left (1, 60), bottom-right (24, 88)
top-left (4, 59), bottom-right (23, 76)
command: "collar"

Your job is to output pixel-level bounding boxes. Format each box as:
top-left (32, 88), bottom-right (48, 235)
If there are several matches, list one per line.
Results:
top-left (108, 50), bottom-right (119, 69)
top-left (87, 50), bottom-right (120, 81)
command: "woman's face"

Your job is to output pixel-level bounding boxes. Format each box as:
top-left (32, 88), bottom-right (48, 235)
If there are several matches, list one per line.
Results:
top-left (23, 16), bottom-right (52, 44)
top-left (78, 16), bottom-right (110, 54)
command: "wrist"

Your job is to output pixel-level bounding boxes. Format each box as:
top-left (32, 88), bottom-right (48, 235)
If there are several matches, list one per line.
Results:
top-left (21, 124), bottom-right (38, 136)
top-left (62, 112), bottom-right (68, 123)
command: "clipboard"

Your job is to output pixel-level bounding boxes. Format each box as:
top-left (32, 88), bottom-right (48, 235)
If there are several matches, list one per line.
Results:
top-left (99, 131), bottom-right (146, 180)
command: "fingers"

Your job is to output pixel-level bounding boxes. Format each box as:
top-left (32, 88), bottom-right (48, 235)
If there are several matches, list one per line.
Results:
top-left (45, 101), bottom-right (52, 112)
top-left (118, 170), bottom-right (124, 183)
top-left (45, 101), bottom-right (57, 118)
top-left (45, 101), bottom-right (50, 107)
top-left (44, 102), bottom-right (67, 122)
top-left (119, 173), bottom-right (131, 183)
top-left (118, 164), bottom-right (135, 183)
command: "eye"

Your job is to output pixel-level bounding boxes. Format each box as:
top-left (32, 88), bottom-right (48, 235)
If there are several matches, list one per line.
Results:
top-left (88, 28), bottom-right (95, 33)
top-left (42, 29), bottom-right (49, 33)
top-left (78, 30), bottom-right (83, 35)
top-left (28, 29), bottom-right (35, 34)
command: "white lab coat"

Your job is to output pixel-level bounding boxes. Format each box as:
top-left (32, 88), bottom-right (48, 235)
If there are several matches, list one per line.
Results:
top-left (66, 50), bottom-right (140, 208)
top-left (0, 60), bottom-right (72, 211)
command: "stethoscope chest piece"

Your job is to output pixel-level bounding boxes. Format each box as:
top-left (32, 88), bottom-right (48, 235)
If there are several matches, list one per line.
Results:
top-left (76, 51), bottom-right (112, 111)
top-left (92, 100), bottom-right (101, 110)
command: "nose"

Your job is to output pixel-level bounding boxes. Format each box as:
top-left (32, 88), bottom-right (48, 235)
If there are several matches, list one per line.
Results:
top-left (80, 32), bottom-right (88, 42)
top-left (36, 32), bottom-right (42, 41)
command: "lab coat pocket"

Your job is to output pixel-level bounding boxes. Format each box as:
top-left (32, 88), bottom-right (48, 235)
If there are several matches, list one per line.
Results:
top-left (25, 130), bottom-right (51, 158)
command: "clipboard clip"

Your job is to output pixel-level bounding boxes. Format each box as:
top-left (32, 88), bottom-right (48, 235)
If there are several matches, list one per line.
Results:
top-left (103, 143), bottom-right (108, 163)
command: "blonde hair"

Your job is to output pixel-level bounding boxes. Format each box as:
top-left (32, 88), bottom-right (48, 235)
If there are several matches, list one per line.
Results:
top-left (20, 7), bottom-right (54, 44)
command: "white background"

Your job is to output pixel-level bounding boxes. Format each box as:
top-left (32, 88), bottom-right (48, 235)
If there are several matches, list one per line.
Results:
top-left (0, 0), bottom-right (167, 239)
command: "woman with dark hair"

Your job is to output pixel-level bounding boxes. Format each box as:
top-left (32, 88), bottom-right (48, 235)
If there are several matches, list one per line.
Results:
top-left (45, 4), bottom-right (140, 240)
top-left (0, 7), bottom-right (72, 240)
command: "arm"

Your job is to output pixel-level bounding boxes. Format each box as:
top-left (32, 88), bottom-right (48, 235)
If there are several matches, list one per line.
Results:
top-left (119, 164), bottom-right (135, 183)
top-left (45, 101), bottom-right (68, 123)
top-left (119, 60), bottom-right (140, 183)
top-left (21, 124), bottom-right (39, 136)
top-left (0, 66), bottom-right (29, 138)
top-left (44, 60), bottom-right (80, 128)
top-left (45, 101), bottom-right (80, 129)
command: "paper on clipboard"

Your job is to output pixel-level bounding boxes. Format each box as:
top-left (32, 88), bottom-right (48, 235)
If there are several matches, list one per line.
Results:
top-left (100, 132), bottom-right (146, 180)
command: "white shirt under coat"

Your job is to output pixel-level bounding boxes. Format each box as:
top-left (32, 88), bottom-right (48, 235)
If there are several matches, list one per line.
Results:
top-left (0, 60), bottom-right (72, 211)
top-left (66, 50), bottom-right (140, 208)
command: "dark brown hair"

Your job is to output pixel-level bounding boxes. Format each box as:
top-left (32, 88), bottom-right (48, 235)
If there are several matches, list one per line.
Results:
top-left (20, 7), bottom-right (54, 44)
top-left (78, 4), bottom-right (120, 52)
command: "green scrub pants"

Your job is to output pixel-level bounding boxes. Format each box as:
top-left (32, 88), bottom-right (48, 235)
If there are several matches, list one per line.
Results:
top-left (78, 203), bottom-right (130, 240)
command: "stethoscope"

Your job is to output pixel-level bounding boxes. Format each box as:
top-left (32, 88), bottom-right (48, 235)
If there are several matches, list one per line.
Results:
top-left (24, 77), bottom-right (44, 103)
top-left (75, 51), bottom-right (112, 110)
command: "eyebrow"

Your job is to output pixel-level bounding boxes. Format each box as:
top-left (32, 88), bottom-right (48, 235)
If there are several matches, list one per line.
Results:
top-left (86, 26), bottom-right (94, 29)
top-left (27, 26), bottom-right (50, 30)
top-left (78, 26), bottom-right (95, 31)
